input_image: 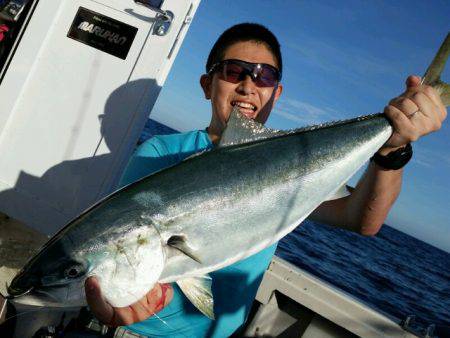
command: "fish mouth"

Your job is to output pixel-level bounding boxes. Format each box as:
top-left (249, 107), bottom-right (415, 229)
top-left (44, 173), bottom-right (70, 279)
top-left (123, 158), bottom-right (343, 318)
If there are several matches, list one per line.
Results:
top-left (7, 272), bottom-right (40, 298)
top-left (5, 286), bottom-right (75, 307)
top-left (5, 285), bottom-right (34, 299)
top-left (6, 279), bottom-right (83, 304)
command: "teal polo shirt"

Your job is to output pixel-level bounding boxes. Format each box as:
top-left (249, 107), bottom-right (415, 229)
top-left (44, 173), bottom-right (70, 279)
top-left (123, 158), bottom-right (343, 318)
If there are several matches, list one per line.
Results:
top-left (119, 130), bottom-right (277, 338)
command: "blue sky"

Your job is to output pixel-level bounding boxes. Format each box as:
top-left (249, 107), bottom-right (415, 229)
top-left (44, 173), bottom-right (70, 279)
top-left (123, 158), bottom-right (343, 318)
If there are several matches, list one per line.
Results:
top-left (150, 0), bottom-right (450, 251)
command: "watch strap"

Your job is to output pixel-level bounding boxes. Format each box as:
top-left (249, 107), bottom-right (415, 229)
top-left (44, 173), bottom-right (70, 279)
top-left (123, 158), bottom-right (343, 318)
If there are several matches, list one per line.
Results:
top-left (371, 143), bottom-right (413, 170)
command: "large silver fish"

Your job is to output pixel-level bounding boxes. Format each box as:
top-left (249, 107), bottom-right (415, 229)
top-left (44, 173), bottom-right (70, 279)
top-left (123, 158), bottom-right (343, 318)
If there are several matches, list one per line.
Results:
top-left (6, 34), bottom-right (450, 319)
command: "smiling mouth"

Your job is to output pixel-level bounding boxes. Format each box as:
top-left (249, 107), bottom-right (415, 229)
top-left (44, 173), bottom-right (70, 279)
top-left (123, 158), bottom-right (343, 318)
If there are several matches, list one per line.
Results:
top-left (231, 101), bottom-right (257, 117)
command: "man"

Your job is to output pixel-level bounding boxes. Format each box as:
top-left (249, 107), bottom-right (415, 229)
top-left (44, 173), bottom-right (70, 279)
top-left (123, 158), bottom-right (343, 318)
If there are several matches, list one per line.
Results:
top-left (85, 23), bottom-right (447, 337)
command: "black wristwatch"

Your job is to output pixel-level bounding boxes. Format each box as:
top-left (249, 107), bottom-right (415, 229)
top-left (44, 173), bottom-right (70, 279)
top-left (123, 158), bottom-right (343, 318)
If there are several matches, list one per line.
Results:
top-left (371, 143), bottom-right (413, 170)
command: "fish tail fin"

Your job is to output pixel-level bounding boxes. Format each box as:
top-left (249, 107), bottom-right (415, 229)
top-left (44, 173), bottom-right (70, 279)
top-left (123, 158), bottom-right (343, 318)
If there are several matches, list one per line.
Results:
top-left (176, 275), bottom-right (214, 320)
top-left (435, 81), bottom-right (450, 107)
top-left (422, 33), bottom-right (450, 106)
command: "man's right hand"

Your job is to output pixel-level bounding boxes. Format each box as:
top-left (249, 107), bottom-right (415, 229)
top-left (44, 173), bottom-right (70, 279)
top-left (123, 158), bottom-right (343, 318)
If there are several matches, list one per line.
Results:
top-left (84, 276), bottom-right (173, 327)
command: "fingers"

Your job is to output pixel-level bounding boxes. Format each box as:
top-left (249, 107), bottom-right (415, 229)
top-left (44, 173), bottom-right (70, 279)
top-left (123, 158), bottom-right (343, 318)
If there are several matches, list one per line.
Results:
top-left (384, 105), bottom-right (419, 145)
top-left (84, 281), bottom-right (174, 327)
top-left (115, 283), bottom-right (173, 325)
top-left (421, 85), bottom-right (448, 120)
top-left (389, 96), bottom-right (419, 116)
top-left (405, 75), bottom-right (421, 88)
top-left (85, 277), bottom-right (114, 325)
top-left (401, 74), bottom-right (445, 113)
top-left (148, 283), bottom-right (173, 311)
top-left (113, 307), bottom-right (137, 326)
top-left (406, 90), bottom-right (443, 131)
top-left (162, 284), bottom-right (174, 307)
top-left (403, 75), bottom-right (446, 119)
top-left (383, 76), bottom-right (447, 149)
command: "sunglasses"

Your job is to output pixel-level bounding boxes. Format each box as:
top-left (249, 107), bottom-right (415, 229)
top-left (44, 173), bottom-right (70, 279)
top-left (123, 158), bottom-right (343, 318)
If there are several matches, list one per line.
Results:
top-left (208, 59), bottom-right (281, 87)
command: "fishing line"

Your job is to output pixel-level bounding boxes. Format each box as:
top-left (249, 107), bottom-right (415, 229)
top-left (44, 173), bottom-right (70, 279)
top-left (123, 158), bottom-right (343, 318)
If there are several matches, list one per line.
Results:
top-left (0, 305), bottom-right (48, 325)
top-left (0, 299), bottom-right (6, 320)
top-left (121, 286), bottom-right (190, 338)
top-left (153, 312), bottom-right (191, 338)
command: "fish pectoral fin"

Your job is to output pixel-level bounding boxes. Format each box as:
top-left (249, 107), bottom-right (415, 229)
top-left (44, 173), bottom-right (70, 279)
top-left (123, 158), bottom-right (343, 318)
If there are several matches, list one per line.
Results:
top-left (176, 275), bottom-right (214, 320)
top-left (167, 235), bottom-right (202, 263)
top-left (325, 184), bottom-right (352, 201)
top-left (219, 106), bottom-right (283, 147)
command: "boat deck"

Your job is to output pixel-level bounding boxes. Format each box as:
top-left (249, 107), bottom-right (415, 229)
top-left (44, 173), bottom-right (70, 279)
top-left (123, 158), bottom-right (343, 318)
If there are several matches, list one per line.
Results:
top-left (242, 256), bottom-right (418, 337)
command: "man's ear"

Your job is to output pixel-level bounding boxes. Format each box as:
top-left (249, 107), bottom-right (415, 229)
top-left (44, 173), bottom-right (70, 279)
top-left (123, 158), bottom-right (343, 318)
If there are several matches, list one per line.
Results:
top-left (273, 83), bottom-right (283, 103)
top-left (200, 74), bottom-right (212, 100)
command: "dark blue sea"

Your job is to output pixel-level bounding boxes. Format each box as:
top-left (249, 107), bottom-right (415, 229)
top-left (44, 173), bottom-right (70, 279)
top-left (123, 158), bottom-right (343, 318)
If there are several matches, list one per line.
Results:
top-left (139, 119), bottom-right (450, 337)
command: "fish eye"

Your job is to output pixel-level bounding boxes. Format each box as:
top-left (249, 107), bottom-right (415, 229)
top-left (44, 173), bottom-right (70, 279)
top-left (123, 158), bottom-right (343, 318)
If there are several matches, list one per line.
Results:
top-left (64, 264), bottom-right (85, 279)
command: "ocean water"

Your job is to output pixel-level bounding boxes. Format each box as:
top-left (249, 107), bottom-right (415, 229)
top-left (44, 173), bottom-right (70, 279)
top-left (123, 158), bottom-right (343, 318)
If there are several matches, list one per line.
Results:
top-left (276, 220), bottom-right (450, 335)
top-left (140, 119), bottom-right (450, 336)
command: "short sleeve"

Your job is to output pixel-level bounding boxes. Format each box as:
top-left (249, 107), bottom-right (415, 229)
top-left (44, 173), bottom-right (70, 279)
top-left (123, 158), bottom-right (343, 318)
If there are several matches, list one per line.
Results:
top-left (118, 138), bottom-right (179, 188)
top-left (118, 131), bottom-right (212, 189)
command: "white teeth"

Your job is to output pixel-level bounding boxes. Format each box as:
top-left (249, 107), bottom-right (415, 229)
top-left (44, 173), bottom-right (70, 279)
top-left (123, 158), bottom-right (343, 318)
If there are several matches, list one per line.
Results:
top-left (232, 101), bottom-right (256, 110)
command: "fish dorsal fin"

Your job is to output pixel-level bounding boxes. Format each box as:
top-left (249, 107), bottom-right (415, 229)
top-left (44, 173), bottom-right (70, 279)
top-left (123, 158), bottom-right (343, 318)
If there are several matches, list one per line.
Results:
top-left (167, 235), bottom-right (202, 263)
top-left (176, 275), bottom-right (214, 319)
top-left (218, 106), bottom-right (283, 147)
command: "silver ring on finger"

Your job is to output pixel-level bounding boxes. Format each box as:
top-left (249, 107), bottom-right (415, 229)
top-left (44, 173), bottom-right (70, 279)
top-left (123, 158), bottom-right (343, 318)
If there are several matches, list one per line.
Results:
top-left (408, 109), bottom-right (420, 118)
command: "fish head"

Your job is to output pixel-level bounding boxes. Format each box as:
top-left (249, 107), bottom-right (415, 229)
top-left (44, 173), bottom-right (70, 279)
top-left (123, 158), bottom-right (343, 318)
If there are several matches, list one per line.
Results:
top-left (8, 225), bottom-right (166, 308)
top-left (7, 238), bottom-right (91, 306)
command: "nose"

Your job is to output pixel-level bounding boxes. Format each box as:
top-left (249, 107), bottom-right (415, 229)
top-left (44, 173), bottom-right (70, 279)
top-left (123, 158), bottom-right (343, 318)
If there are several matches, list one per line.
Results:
top-left (236, 74), bottom-right (256, 95)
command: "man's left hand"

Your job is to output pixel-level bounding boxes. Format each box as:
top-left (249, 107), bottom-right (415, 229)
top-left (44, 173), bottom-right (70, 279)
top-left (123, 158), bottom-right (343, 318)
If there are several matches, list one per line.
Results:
top-left (380, 75), bottom-right (447, 155)
top-left (85, 277), bottom-right (173, 327)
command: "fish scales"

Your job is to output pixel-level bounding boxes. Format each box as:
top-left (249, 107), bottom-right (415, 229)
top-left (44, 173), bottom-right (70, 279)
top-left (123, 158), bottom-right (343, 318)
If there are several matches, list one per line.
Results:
top-left (7, 112), bottom-right (391, 310)
top-left (154, 114), bottom-right (392, 281)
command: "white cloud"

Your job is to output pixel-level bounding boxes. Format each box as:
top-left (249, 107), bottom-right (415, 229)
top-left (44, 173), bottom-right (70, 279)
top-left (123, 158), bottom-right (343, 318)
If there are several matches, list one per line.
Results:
top-left (283, 34), bottom-right (409, 100)
top-left (411, 157), bottom-right (434, 168)
top-left (273, 97), bottom-right (345, 126)
top-left (412, 144), bottom-right (450, 169)
top-left (286, 38), bottom-right (395, 79)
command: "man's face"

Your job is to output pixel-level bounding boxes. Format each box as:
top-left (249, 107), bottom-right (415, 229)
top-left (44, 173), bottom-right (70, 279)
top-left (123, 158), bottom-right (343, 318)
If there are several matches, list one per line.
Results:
top-left (201, 41), bottom-right (283, 141)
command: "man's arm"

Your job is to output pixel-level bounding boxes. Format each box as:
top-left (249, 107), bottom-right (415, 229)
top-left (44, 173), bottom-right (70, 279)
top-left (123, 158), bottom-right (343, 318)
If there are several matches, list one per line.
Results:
top-left (310, 75), bottom-right (447, 235)
top-left (309, 163), bottom-right (402, 235)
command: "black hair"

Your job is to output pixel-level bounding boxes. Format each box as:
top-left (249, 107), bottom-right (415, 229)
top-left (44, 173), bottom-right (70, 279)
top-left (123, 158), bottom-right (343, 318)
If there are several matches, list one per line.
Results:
top-left (206, 23), bottom-right (282, 76)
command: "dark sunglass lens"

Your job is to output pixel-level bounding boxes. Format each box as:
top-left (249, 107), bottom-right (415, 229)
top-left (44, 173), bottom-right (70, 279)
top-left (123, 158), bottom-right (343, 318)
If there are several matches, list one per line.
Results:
top-left (223, 63), bottom-right (245, 83)
top-left (255, 67), bottom-right (278, 87)
top-left (217, 60), bottom-right (279, 87)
